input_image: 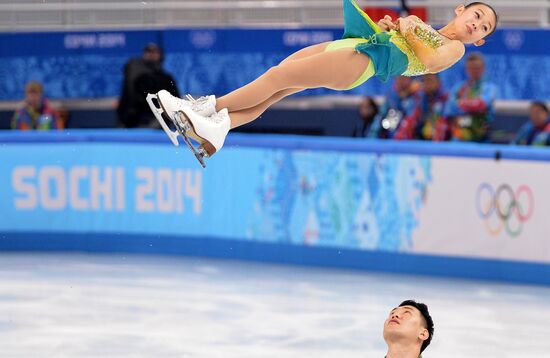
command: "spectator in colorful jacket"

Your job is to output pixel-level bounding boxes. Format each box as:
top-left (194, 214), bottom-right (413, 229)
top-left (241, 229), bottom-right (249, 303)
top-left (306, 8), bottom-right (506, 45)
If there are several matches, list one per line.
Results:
top-left (394, 73), bottom-right (450, 141)
top-left (11, 81), bottom-right (62, 130)
top-left (368, 76), bottom-right (422, 139)
top-left (445, 52), bottom-right (498, 142)
top-left (512, 101), bottom-right (550, 146)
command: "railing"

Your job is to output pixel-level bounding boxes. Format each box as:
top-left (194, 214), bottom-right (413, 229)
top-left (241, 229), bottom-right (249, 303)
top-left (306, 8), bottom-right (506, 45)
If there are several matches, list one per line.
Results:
top-left (0, 96), bottom-right (539, 116)
top-left (0, 0), bottom-right (548, 30)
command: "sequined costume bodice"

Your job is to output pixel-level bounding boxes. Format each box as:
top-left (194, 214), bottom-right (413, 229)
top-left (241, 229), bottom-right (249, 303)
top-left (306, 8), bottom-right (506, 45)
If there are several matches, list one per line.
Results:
top-left (391, 17), bottom-right (448, 76)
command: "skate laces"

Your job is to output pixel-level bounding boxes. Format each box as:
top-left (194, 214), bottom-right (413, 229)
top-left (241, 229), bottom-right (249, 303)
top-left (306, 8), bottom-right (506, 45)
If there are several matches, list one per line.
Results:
top-left (184, 94), bottom-right (225, 124)
top-left (185, 94), bottom-right (213, 113)
top-left (208, 109), bottom-right (228, 124)
top-left (185, 94), bottom-right (211, 105)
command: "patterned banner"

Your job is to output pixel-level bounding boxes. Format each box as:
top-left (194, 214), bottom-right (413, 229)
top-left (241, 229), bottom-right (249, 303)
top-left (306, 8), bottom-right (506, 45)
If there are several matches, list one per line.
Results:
top-left (0, 141), bottom-right (430, 251)
top-left (0, 28), bottom-right (548, 100)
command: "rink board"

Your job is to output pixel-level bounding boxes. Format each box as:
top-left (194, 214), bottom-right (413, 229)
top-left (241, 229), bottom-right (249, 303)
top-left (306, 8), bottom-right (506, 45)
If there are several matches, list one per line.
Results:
top-left (1, 130), bottom-right (550, 284)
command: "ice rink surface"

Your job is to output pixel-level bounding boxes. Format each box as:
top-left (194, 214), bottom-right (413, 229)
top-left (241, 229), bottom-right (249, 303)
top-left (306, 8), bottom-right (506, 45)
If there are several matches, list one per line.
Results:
top-left (0, 253), bottom-right (549, 357)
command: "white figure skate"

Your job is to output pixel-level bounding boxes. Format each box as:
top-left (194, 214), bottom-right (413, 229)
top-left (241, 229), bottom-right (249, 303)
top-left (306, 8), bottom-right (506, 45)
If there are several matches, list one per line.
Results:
top-left (146, 90), bottom-right (229, 168)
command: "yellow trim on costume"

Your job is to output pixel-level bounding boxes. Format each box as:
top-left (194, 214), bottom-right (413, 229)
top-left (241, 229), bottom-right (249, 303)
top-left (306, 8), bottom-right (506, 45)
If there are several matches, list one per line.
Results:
top-left (325, 37), bottom-right (369, 51)
top-left (346, 59), bottom-right (375, 89)
top-left (325, 38), bottom-right (375, 90)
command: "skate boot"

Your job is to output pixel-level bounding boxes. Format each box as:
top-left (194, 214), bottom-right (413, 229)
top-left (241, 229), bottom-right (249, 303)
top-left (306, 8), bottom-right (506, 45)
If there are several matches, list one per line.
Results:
top-left (146, 90), bottom-right (216, 145)
top-left (146, 90), bottom-right (230, 168)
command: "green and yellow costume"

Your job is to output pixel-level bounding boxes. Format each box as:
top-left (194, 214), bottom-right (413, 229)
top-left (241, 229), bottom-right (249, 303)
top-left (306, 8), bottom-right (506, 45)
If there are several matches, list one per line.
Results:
top-left (326, 0), bottom-right (435, 89)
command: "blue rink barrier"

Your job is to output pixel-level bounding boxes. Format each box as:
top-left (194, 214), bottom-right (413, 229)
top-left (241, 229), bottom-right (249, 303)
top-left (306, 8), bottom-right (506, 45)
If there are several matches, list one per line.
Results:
top-left (1, 129), bottom-right (550, 285)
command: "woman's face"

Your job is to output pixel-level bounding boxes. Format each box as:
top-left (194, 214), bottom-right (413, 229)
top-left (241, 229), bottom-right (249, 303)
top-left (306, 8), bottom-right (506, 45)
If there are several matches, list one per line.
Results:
top-left (453, 4), bottom-right (497, 46)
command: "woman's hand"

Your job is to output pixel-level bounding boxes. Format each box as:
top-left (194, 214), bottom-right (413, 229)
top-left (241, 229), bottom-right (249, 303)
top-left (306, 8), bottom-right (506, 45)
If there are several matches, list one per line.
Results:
top-left (395, 16), bottom-right (421, 33)
top-left (395, 17), bottom-right (409, 33)
top-left (377, 15), bottom-right (397, 31)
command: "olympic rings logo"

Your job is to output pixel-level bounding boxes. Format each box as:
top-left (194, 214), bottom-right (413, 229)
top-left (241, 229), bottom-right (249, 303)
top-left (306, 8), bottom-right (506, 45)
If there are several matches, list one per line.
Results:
top-left (475, 183), bottom-right (534, 238)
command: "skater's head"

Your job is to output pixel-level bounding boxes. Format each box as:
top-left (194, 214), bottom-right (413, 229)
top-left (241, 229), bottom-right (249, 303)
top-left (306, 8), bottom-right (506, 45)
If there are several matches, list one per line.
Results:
top-left (143, 43), bottom-right (163, 64)
top-left (448, 2), bottom-right (498, 46)
top-left (383, 300), bottom-right (434, 355)
top-left (24, 81), bottom-right (44, 110)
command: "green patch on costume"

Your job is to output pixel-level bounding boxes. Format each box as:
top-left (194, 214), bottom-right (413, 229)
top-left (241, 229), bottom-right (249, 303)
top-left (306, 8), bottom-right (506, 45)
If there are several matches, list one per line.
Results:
top-left (342, 0), bottom-right (409, 82)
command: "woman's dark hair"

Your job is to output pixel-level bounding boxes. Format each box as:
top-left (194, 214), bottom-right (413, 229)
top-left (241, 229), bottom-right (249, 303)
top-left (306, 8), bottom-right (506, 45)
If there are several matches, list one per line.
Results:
top-left (531, 101), bottom-right (549, 113)
top-left (362, 96), bottom-right (379, 118)
top-left (465, 2), bottom-right (499, 37)
top-left (399, 300), bottom-right (434, 353)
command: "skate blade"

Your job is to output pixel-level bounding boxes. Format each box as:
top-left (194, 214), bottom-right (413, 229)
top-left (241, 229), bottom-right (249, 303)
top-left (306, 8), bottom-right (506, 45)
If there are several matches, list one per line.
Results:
top-left (152, 93), bottom-right (214, 168)
top-left (175, 112), bottom-right (215, 168)
top-left (146, 93), bottom-right (180, 146)
top-left (181, 132), bottom-right (207, 168)
top-left (174, 112), bottom-right (217, 156)
top-left (173, 112), bottom-right (218, 169)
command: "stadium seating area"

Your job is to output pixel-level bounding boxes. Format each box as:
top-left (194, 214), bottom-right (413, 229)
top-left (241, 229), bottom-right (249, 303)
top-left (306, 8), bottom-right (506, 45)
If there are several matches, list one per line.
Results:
top-left (0, 1), bottom-right (547, 143)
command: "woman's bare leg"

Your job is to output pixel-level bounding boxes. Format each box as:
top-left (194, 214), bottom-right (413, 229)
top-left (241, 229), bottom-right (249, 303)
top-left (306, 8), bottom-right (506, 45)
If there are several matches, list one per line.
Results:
top-left (215, 45), bottom-right (371, 113)
top-left (227, 42), bottom-right (329, 128)
top-left (229, 88), bottom-right (302, 129)
top-left (278, 42), bottom-right (331, 65)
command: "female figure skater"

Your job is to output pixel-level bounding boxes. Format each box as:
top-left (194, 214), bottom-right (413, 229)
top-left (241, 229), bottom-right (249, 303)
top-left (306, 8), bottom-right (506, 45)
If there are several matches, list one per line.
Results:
top-left (147, 0), bottom-right (497, 167)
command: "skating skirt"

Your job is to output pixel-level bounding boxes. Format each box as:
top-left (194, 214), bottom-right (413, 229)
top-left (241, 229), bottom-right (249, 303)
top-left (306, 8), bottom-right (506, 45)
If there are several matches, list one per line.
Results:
top-left (342, 0), bottom-right (409, 82)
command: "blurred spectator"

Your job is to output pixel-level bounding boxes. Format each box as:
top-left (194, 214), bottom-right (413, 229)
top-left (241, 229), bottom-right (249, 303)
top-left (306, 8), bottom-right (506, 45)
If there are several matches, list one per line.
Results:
top-left (368, 76), bottom-right (422, 139)
top-left (395, 74), bottom-right (450, 141)
top-left (117, 43), bottom-right (180, 128)
top-left (352, 96), bottom-right (379, 137)
top-left (445, 52), bottom-right (498, 142)
top-left (512, 101), bottom-right (550, 146)
top-left (11, 81), bottom-right (63, 130)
